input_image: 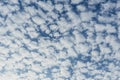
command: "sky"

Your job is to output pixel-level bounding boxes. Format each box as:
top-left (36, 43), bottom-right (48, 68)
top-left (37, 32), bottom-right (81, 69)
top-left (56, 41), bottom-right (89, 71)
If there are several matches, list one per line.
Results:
top-left (0, 0), bottom-right (120, 80)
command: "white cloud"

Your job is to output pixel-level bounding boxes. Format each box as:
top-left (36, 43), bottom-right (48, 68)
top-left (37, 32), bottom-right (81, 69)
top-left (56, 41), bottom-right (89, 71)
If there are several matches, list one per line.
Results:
top-left (106, 24), bottom-right (116, 33)
top-left (67, 47), bottom-right (77, 57)
top-left (73, 30), bottom-right (86, 43)
top-left (71, 0), bottom-right (83, 4)
top-left (95, 24), bottom-right (106, 32)
top-left (91, 50), bottom-right (99, 58)
top-left (98, 15), bottom-right (115, 23)
top-left (0, 72), bottom-right (18, 80)
top-left (80, 11), bottom-right (95, 22)
top-left (76, 61), bottom-right (86, 68)
top-left (74, 43), bottom-right (90, 55)
top-left (38, 1), bottom-right (53, 11)
top-left (0, 5), bottom-right (10, 16)
top-left (43, 78), bottom-right (51, 80)
top-left (32, 16), bottom-right (45, 25)
top-left (96, 33), bottom-right (105, 44)
top-left (59, 67), bottom-right (70, 78)
top-left (55, 3), bottom-right (63, 12)
top-left (77, 5), bottom-right (86, 12)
